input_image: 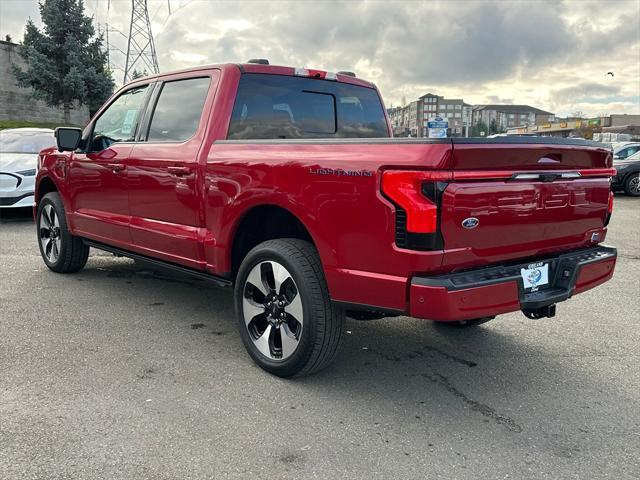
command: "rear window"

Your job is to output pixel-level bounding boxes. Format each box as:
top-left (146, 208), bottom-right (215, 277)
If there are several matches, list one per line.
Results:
top-left (227, 74), bottom-right (389, 139)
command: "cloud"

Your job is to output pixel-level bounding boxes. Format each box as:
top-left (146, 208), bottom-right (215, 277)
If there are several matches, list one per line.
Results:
top-left (2, 0), bottom-right (639, 117)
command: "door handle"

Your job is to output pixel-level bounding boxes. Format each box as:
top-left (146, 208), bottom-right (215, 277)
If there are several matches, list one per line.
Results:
top-left (167, 166), bottom-right (190, 176)
top-left (107, 163), bottom-right (126, 173)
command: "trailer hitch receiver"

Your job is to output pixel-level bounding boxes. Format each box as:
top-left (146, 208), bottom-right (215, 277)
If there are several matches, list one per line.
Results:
top-left (522, 304), bottom-right (557, 319)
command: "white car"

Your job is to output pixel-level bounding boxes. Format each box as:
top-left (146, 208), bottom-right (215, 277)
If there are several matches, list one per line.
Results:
top-left (0, 128), bottom-right (55, 208)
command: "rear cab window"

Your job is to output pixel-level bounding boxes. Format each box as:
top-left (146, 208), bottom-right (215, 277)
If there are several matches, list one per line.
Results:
top-left (227, 74), bottom-right (389, 139)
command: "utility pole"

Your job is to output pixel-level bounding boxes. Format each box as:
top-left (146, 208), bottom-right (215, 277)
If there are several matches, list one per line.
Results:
top-left (124, 0), bottom-right (160, 83)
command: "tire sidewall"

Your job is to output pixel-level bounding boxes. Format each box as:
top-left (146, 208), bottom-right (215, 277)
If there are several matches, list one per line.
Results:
top-left (36, 193), bottom-right (69, 270)
top-left (624, 173), bottom-right (640, 196)
top-left (234, 242), bottom-right (320, 377)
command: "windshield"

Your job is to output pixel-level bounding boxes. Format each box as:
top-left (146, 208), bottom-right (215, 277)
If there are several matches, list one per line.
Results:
top-left (0, 131), bottom-right (55, 154)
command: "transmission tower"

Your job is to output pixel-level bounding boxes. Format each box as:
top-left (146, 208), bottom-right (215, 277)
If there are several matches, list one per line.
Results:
top-left (124, 0), bottom-right (160, 83)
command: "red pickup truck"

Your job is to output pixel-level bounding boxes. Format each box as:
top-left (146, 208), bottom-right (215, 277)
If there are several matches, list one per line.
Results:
top-left (36, 61), bottom-right (617, 377)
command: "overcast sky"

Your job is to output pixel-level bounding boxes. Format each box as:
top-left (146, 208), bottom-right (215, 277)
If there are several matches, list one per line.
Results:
top-left (1, 0), bottom-right (638, 117)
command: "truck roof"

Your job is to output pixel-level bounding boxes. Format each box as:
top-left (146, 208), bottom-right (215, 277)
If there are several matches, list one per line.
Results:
top-left (128, 62), bottom-right (375, 89)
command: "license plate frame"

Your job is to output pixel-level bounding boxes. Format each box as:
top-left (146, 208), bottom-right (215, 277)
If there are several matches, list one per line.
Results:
top-left (520, 262), bottom-right (550, 292)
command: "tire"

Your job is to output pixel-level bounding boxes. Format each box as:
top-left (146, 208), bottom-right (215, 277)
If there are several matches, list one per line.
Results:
top-left (234, 239), bottom-right (344, 377)
top-left (623, 173), bottom-right (640, 196)
top-left (434, 317), bottom-right (495, 328)
top-left (36, 192), bottom-right (89, 273)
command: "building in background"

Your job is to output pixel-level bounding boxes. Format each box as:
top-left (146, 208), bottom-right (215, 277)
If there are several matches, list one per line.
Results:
top-left (389, 93), bottom-right (474, 137)
top-left (507, 114), bottom-right (640, 140)
top-left (472, 104), bottom-right (554, 131)
top-left (0, 40), bottom-right (89, 125)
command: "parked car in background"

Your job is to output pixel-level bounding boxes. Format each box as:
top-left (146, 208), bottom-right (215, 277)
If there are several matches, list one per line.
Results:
top-left (612, 150), bottom-right (640, 196)
top-left (612, 142), bottom-right (640, 160)
top-left (0, 128), bottom-right (55, 208)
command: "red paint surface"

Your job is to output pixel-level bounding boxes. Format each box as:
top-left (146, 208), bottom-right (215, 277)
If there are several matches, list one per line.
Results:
top-left (410, 281), bottom-right (521, 321)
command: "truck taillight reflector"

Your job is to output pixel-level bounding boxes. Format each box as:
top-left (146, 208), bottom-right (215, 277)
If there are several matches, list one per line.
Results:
top-left (608, 190), bottom-right (614, 215)
top-left (381, 171), bottom-right (450, 233)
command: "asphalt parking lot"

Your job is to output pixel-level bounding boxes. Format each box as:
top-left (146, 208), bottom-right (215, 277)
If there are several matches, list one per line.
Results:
top-left (1, 196), bottom-right (638, 480)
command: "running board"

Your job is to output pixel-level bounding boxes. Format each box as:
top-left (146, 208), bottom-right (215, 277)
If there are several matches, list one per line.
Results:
top-left (82, 239), bottom-right (232, 288)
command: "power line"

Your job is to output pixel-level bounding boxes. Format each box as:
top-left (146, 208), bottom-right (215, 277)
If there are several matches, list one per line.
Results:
top-left (124, 0), bottom-right (160, 83)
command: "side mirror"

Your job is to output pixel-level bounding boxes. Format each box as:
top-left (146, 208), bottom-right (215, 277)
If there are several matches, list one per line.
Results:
top-left (55, 127), bottom-right (82, 152)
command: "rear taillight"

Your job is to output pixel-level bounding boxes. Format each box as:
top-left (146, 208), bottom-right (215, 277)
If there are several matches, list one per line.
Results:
top-left (604, 190), bottom-right (614, 227)
top-left (381, 170), bottom-right (450, 250)
top-left (604, 192), bottom-right (613, 227)
top-left (382, 171), bottom-right (439, 232)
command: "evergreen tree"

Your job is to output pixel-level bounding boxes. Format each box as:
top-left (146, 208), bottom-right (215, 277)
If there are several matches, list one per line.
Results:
top-left (13, 0), bottom-right (115, 123)
top-left (471, 120), bottom-right (489, 137)
top-left (489, 119), bottom-right (499, 135)
top-left (131, 69), bottom-right (148, 80)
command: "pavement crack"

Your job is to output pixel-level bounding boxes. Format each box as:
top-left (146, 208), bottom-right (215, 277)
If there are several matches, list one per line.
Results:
top-left (414, 345), bottom-right (478, 368)
top-left (421, 372), bottom-right (523, 433)
top-left (366, 347), bottom-right (520, 432)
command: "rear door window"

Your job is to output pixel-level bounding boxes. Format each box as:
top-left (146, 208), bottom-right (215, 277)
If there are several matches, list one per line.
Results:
top-left (146, 77), bottom-right (210, 142)
top-left (227, 74), bottom-right (389, 139)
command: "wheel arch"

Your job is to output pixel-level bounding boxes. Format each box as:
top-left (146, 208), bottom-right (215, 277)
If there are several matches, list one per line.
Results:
top-left (36, 176), bottom-right (59, 206)
top-left (229, 203), bottom-right (324, 279)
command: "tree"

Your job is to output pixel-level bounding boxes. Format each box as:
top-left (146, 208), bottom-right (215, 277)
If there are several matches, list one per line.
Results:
top-left (5, 34), bottom-right (12, 42)
top-left (470, 120), bottom-right (489, 137)
top-left (13, 0), bottom-right (115, 123)
top-left (489, 118), bottom-right (499, 135)
top-left (131, 69), bottom-right (148, 80)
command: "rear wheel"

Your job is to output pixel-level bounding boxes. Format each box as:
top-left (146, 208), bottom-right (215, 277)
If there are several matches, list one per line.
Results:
top-left (434, 317), bottom-right (494, 328)
top-left (234, 239), bottom-right (344, 377)
top-left (623, 173), bottom-right (640, 196)
top-left (37, 192), bottom-right (89, 273)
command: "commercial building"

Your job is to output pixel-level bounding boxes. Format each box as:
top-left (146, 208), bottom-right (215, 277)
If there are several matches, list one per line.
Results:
top-left (507, 114), bottom-right (640, 140)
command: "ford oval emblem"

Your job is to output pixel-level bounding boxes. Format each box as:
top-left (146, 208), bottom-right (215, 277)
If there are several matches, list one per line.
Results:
top-left (462, 217), bottom-right (479, 229)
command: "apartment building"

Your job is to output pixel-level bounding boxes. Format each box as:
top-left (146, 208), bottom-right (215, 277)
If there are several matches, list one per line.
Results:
top-left (388, 95), bottom-right (554, 137)
top-left (472, 104), bottom-right (554, 131)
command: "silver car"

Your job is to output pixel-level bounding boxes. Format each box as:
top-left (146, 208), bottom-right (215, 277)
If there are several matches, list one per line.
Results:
top-left (0, 128), bottom-right (56, 209)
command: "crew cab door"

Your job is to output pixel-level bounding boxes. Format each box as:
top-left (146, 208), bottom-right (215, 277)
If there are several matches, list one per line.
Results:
top-left (67, 84), bottom-right (152, 248)
top-left (126, 73), bottom-right (217, 269)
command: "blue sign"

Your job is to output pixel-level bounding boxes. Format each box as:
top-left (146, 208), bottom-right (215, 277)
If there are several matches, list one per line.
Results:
top-left (427, 116), bottom-right (448, 129)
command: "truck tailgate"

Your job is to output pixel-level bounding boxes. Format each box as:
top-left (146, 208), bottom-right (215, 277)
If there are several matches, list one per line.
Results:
top-left (440, 140), bottom-right (613, 270)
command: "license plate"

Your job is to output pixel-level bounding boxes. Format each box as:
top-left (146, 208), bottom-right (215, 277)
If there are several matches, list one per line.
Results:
top-left (520, 262), bottom-right (549, 291)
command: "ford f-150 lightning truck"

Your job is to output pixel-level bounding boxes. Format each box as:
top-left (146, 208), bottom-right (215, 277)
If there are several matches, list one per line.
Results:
top-left (35, 61), bottom-right (617, 377)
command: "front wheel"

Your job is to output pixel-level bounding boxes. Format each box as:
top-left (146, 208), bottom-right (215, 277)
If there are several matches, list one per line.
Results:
top-left (234, 239), bottom-right (344, 377)
top-left (36, 192), bottom-right (89, 273)
top-left (623, 173), bottom-right (640, 196)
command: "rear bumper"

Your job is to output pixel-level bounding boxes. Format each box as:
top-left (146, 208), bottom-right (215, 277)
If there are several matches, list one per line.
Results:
top-left (409, 246), bottom-right (617, 321)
